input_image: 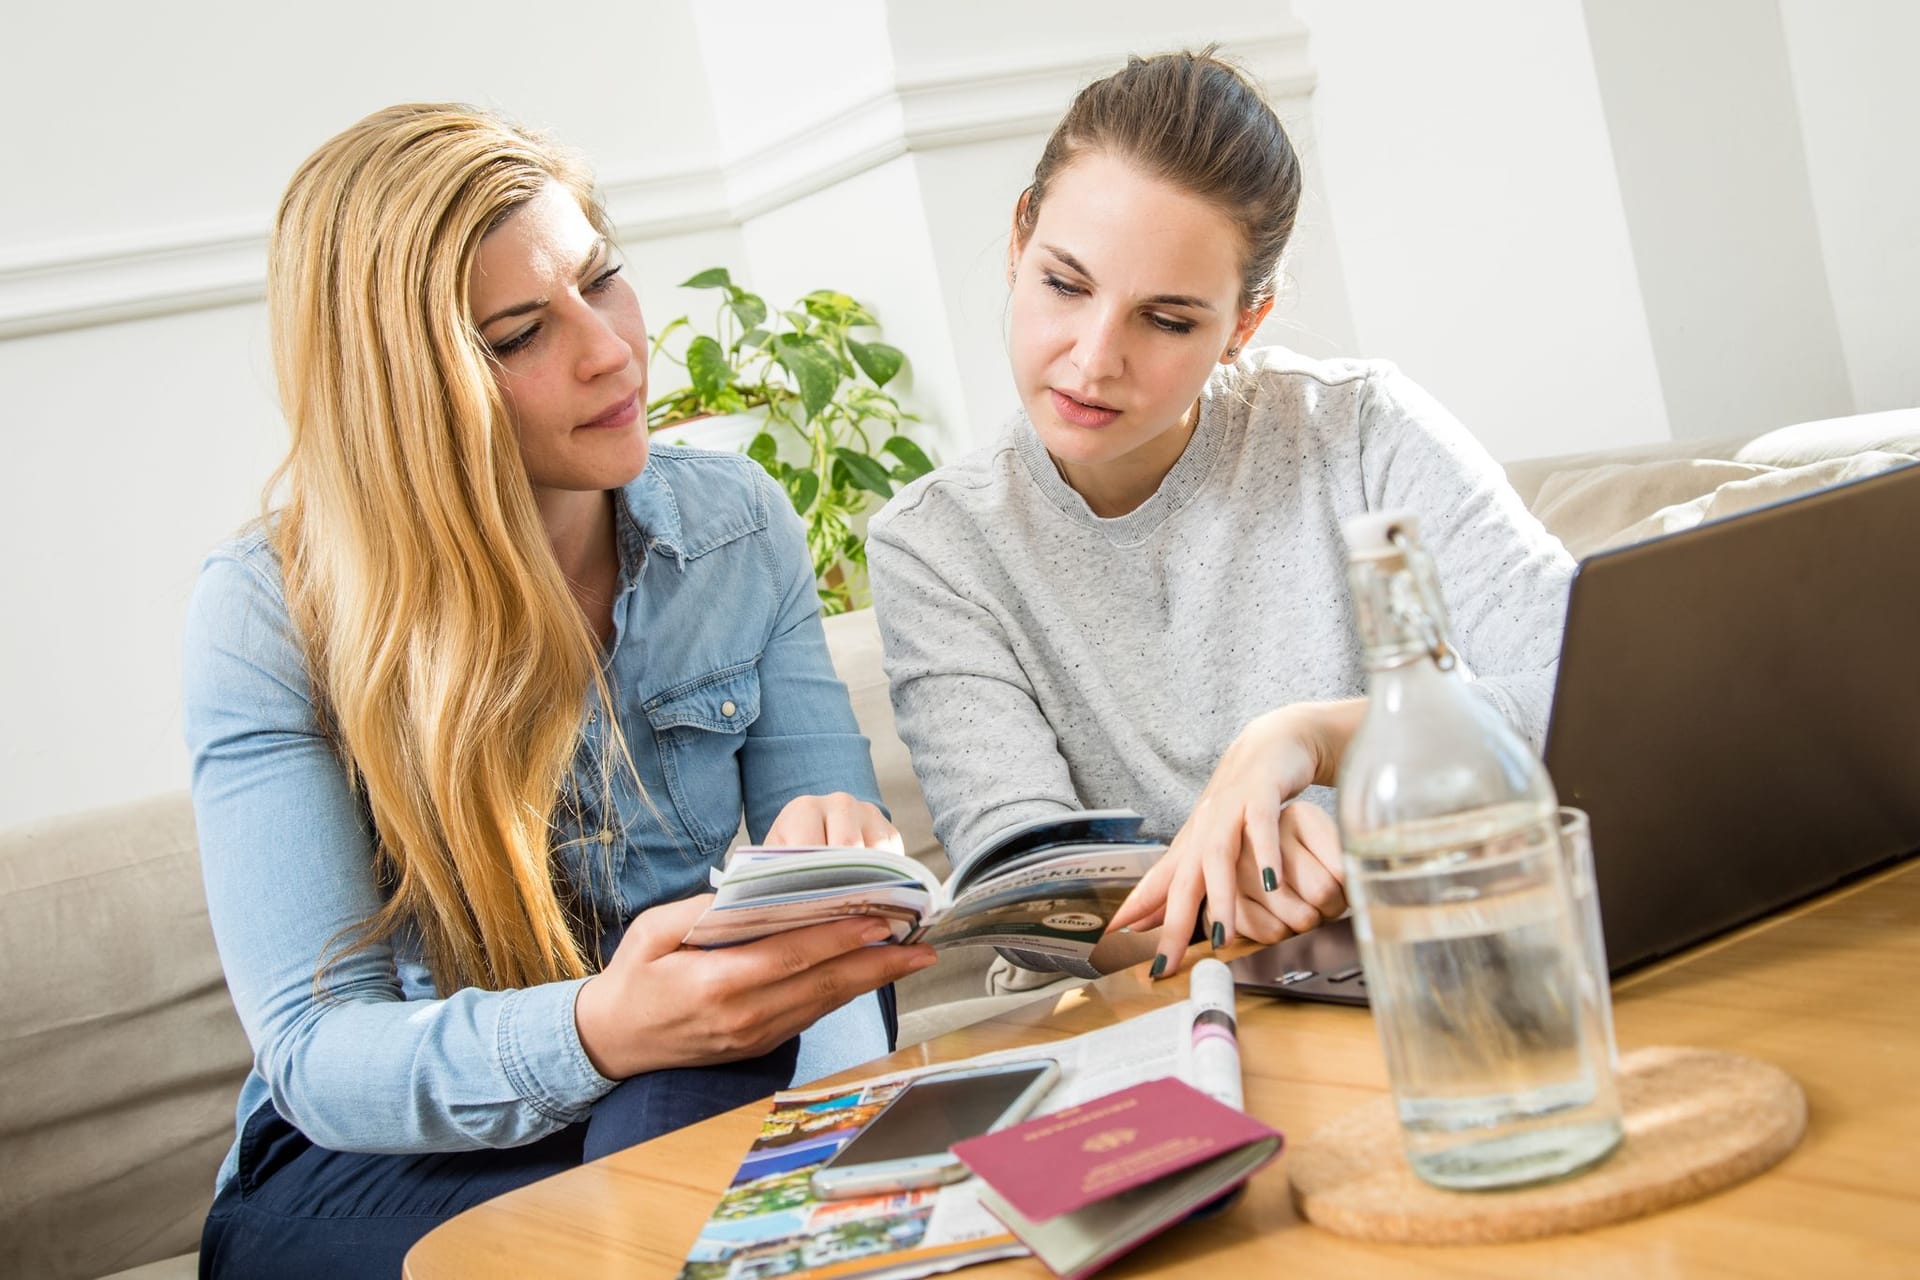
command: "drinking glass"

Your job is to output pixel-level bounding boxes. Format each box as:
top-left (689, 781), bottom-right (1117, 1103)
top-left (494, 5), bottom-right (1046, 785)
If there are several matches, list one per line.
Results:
top-left (1350, 804), bottom-right (1624, 1189)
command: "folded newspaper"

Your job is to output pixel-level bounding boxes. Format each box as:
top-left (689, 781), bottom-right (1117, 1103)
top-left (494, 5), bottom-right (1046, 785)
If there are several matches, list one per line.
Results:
top-left (683, 811), bottom-right (1164, 978)
top-left (676, 1001), bottom-right (1222, 1280)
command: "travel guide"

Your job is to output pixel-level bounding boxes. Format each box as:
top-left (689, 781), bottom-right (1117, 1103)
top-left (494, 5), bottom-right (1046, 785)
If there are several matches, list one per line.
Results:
top-left (683, 810), bottom-right (1163, 977)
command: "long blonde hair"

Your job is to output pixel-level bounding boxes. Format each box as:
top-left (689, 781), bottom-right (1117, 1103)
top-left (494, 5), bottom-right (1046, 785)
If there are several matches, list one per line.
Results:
top-left (267, 104), bottom-right (621, 994)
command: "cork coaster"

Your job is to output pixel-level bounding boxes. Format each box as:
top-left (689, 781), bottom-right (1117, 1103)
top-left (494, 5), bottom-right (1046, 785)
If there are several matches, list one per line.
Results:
top-left (1289, 1046), bottom-right (1806, 1245)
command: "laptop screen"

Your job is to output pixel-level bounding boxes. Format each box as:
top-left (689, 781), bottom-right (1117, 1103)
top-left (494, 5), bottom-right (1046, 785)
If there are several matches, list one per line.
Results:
top-left (1542, 461), bottom-right (1920, 971)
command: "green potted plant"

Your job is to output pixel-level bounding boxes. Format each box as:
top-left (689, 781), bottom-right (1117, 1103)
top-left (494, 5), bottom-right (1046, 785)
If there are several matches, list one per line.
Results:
top-left (647, 269), bottom-right (936, 615)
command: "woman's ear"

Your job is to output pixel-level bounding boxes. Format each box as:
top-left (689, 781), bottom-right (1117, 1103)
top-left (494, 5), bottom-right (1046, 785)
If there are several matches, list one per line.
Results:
top-left (1007, 189), bottom-right (1034, 286)
top-left (1222, 297), bottom-right (1276, 364)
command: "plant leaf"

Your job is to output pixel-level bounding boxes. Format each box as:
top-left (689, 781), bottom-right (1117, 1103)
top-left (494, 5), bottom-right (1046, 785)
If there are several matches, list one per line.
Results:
top-left (788, 469), bottom-right (820, 515)
top-left (739, 327), bottom-right (770, 350)
top-left (834, 446), bottom-right (895, 498)
top-left (848, 339), bottom-right (905, 388)
top-left (728, 294), bottom-right (768, 331)
top-left (881, 435), bottom-right (934, 480)
top-left (686, 335), bottom-right (730, 401)
top-left (746, 431), bottom-right (779, 471)
top-left (646, 387), bottom-right (701, 429)
top-left (680, 267), bottom-right (732, 289)
top-left (803, 290), bottom-right (877, 327)
top-left (773, 337), bottom-right (841, 423)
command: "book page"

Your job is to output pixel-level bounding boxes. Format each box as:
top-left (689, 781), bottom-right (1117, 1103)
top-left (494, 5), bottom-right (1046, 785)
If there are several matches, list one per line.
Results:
top-left (715, 848), bottom-right (942, 899)
top-left (683, 847), bottom-right (941, 948)
top-left (915, 845), bottom-right (1163, 960)
top-left (949, 810), bottom-right (1150, 889)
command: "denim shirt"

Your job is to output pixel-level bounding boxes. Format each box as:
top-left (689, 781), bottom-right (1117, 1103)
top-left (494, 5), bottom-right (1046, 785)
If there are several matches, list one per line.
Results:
top-left (183, 448), bottom-right (888, 1191)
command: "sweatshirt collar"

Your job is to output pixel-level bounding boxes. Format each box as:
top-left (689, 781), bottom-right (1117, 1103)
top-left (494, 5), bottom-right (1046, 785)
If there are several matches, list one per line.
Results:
top-left (1012, 372), bottom-right (1229, 546)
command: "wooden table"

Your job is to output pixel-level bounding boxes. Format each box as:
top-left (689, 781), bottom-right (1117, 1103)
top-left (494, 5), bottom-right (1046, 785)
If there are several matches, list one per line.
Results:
top-left (406, 860), bottom-right (1920, 1277)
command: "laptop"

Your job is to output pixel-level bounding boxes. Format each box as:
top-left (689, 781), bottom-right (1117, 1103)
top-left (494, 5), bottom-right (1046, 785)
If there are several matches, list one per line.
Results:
top-left (1232, 460), bottom-right (1920, 1006)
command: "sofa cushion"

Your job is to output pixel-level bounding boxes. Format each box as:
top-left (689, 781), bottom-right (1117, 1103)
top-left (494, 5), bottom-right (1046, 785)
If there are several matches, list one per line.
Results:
top-left (1600, 451), bottom-right (1918, 552)
top-left (0, 793), bottom-right (250, 1280)
top-left (1730, 406), bottom-right (1920, 468)
top-left (1531, 457), bottom-right (1777, 557)
top-left (1531, 449), bottom-right (1920, 557)
top-left (1502, 404), bottom-right (1920, 511)
top-left (821, 609), bottom-right (943, 877)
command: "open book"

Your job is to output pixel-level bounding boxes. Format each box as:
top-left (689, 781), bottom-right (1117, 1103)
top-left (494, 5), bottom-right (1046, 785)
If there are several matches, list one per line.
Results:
top-left (682, 810), bottom-right (1164, 977)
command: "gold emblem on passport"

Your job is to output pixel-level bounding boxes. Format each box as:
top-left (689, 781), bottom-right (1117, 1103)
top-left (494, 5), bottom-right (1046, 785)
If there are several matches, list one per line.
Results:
top-left (1081, 1127), bottom-right (1137, 1153)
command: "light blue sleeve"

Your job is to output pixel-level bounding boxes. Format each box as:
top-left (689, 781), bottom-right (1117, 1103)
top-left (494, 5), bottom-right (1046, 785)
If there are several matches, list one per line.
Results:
top-left (731, 469), bottom-right (893, 1070)
top-left (736, 468), bottom-right (886, 842)
top-left (182, 547), bottom-right (616, 1153)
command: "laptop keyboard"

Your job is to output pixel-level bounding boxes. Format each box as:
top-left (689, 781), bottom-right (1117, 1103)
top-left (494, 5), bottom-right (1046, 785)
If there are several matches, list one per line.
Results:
top-left (1281, 965), bottom-right (1366, 989)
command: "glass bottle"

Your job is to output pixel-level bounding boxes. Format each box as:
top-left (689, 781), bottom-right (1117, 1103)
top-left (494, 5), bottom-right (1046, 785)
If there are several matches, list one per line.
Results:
top-left (1335, 510), bottom-right (1622, 1190)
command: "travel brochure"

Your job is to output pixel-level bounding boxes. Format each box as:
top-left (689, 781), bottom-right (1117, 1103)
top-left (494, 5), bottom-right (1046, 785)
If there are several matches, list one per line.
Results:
top-left (675, 1001), bottom-right (1224, 1280)
top-left (683, 811), bottom-right (1164, 978)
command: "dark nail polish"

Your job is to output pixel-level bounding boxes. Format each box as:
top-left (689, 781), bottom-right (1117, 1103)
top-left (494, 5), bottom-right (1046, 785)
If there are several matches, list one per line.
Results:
top-left (1211, 922), bottom-right (1226, 948)
top-left (1149, 955), bottom-right (1167, 979)
top-left (1262, 867), bottom-right (1278, 893)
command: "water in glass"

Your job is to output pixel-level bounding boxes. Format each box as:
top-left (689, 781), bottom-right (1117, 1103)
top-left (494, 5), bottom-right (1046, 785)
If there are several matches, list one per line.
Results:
top-left (1347, 802), bottom-right (1622, 1188)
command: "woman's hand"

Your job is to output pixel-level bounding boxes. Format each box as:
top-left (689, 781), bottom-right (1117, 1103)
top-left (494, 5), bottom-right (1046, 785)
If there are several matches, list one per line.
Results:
top-left (1107, 702), bottom-right (1361, 977)
top-left (575, 893), bottom-right (936, 1079)
top-left (764, 792), bottom-right (902, 850)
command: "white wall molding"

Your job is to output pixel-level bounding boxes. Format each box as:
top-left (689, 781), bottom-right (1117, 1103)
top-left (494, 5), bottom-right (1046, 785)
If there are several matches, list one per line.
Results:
top-left (0, 222), bottom-right (270, 340)
top-left (0, 33), bottom-right (1312, 340)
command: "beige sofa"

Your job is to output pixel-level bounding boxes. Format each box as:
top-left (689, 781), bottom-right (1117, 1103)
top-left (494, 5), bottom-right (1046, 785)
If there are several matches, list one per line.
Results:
top-left (4, 410), bottom-right (1914, 1280)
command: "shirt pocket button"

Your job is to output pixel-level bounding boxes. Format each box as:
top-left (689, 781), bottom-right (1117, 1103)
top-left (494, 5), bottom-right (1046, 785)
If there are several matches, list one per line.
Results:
top-left (721, 700), bottom-right (738, 717)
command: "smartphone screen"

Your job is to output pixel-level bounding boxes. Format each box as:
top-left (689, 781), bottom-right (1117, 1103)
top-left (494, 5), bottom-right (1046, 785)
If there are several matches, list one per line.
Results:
top-left (825, 1063), bottom-right (1055, 1168)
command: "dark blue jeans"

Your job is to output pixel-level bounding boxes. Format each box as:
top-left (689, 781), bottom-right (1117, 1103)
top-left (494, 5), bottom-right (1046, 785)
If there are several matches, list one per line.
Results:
top-left (200, 988), bottom-right (894, 1280)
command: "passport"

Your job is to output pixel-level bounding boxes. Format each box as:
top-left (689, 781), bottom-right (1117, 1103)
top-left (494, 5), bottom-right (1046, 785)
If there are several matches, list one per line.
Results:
top-left (951, 1077), bottom-right (1282, 1278)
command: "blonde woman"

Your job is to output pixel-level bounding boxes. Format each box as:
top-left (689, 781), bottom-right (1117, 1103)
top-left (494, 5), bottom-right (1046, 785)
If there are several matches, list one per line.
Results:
top-left (183, 104), bottom-right (932, 1277)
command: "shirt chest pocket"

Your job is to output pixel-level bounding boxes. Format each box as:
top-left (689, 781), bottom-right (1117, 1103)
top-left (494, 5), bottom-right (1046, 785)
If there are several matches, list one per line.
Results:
top-left (642, 662), bottom-right (763, 855)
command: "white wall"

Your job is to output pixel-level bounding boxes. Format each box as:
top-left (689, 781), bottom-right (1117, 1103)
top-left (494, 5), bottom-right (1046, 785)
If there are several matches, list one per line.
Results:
top-left (0, 306), bottom-right (285, 817)
top-left (734, 155), bottom-right (975, 463)
top-left (4, 0), bottom-right (1916, 828)
top-left (690, 1), bottom-right (896, 163)
top-left (6, 2), bottom-right (722, 249)
top-left (1293, 0), bottom-right (1672, 460)
top-left (1584, 0), bottom-right (1852, 439)
top-left (1777, 0), bottom-right (1920, 415)
top-left (0, 0), bottom-right (740, 827)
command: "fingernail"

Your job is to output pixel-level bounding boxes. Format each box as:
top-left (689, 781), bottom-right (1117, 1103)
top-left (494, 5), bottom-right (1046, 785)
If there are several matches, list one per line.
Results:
top-left (1211, 922), bottom-right (1226, 948)
top-left (1262, 867), bottom-right (1278, 893)
top-left (862, 924), bottom-right (893, 945)
top-left (1148, 955), bottom-right (1167, 980)
top-left (910, 948), bottom-right (938, 969)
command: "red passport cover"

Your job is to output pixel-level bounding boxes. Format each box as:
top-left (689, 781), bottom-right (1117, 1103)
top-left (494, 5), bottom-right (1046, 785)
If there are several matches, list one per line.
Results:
top-left (950, 1075), bottom-right (1280, 1223)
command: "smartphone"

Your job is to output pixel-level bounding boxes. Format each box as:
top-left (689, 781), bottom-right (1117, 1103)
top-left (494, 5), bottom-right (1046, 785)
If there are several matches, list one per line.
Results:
top-left (808, 1058), bottom-right (1060, 1199)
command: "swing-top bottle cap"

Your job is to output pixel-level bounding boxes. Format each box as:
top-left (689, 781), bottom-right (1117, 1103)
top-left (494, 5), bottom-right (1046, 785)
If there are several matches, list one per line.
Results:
top-left (1342, 509), bottom-right (1422, 559)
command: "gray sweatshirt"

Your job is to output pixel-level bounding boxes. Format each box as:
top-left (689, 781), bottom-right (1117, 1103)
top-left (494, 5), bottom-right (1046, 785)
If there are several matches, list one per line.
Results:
top-left (867, 348), bottom-right (1575, 861)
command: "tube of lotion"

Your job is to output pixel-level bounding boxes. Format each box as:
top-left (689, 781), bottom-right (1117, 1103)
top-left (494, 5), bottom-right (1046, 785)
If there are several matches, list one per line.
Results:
top-left (1188, 957), bottom-right (1243, 1111)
